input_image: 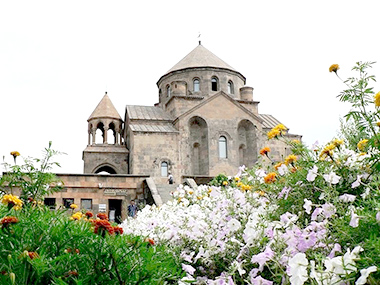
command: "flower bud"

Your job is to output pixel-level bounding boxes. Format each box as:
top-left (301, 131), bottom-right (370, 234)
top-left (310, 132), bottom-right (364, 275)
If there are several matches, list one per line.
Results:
top-left (22, 250), bottom-right (29, 258)
top-left (9, 272), bottom-right (15, 284)
top-left (7, 254), bottom-right (12, 260)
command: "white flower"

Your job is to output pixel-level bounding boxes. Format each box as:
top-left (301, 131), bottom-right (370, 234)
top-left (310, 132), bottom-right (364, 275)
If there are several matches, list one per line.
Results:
top-left (355, 266), bottom-right (377, 285)
top-left (349, 212), bottom-right (359, 228)
top-left (181, 264), bottom-right (196, 275)
top-left (227, 218), bottom-right (242, 232)
top-left (360, 187), bottom-right (370, 199)
top-left (338, 194), bottom-right (356, 203)
top-left (303, 199), bottom-right (313, 214)
top-left (351, 174), bottom-right (363, 188)
top-left (306, 166), bottom-right (318, 182)
top-left (376, 212), bottom-right (380, 222)
top-left (288, 253), bottom-right (309, 285)
top-left (278, 164), bottom-right (289, 176)
top-left (323, 171), bottom-right (341, 184)
top-left (232, 260), bottom-right (246, 276)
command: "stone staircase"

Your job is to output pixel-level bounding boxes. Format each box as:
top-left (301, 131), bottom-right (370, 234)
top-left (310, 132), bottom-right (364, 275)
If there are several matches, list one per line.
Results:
top-left (156, 184), bottom-right (177, 204)
top-left (144, 178), bottom-right (197, 206)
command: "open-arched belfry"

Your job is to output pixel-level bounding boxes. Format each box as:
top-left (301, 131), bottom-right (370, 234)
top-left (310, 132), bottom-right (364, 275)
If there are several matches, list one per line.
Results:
top-left (83, 43), bottom-right (301, 184)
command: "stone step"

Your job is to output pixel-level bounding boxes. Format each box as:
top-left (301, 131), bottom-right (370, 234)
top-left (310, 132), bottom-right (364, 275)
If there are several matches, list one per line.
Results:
top-left (156, 184), bottom-right (177, 204)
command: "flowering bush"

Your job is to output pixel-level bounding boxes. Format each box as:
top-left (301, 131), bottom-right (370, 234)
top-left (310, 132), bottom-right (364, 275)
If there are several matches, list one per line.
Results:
top-left (121, 63), bottom-right (380, 284)
top-left (0, 204), bottom-right (184, 284)
top-left (0, 142), bottom-right (64, 201)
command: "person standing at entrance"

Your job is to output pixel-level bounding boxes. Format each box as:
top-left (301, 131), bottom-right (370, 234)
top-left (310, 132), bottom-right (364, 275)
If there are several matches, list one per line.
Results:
top-left (128, 200), bottom-right (138, 218)
top-left (168, 172), bottom-right (174, 184)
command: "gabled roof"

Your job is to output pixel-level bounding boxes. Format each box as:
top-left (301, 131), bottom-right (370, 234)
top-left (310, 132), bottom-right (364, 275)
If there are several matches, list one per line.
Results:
top-left (174, 91), bottom-right (263, 124)
top-left (126, 105), bottom-right (177, 133)
top-left (88, 93), bottom-right (121, 121)
top-left (126, 105), bottom-right (174, 121)
top-left (259, 114), bottom-right (286, 129)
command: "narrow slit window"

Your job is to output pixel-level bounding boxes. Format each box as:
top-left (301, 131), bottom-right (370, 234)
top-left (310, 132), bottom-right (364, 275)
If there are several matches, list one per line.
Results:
top-left (218, 136), bottom-right (227, 158)
top-left (161, 162), bottom-right (168, 177)
top-left (193, 79), bottom-right (200, 92)
top-left (228, 81), bottom-right (234, 94)
top-left (211, 77), bottom-right (218, 91)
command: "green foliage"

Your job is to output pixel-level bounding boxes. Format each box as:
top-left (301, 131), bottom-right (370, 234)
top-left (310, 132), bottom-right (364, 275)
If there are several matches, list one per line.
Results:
top-left (0, 142), bottom-right (64, 201)
top-left (0, 205), bottom-right (184, 284)
top-left (209, 173), bottom-right (229, 187)
top-left (338, 62), bottom-right (380, 147)
top-left (338, 117), bottom-right (368, 151)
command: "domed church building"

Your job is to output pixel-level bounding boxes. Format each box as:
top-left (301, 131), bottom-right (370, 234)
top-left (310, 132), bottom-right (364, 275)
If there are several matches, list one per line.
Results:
top-left (83, 43), bottom-right (301, 185)
top-left (35, 43), bottom-right (302, 219)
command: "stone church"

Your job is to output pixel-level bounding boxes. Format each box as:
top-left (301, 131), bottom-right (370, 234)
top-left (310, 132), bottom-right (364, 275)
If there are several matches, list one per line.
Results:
top-left (83, 43), bottom-right (301, 184)
top-left (25, 43), bottom-right (302, 221)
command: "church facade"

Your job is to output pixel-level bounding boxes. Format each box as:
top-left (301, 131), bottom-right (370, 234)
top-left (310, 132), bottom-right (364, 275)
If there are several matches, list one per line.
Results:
top-left (16, 43), bottom-right (301, 220)
top-left (83, 43), bottom-right (301, 184)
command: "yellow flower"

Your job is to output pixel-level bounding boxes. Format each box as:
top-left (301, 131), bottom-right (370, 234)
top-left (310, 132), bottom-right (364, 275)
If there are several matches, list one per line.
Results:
top-left (357, 139), bottom-right (369, 152)
top-left (267, 124), bottom-right (287, 139)
top-left (264, 172), bottom-right (277, 184)
top-left (267, 128), bottom-right (280, 139)
top-left (255, 190), bottom-right (265, 196)
top-left (374, 92), bottom-right (380, 107)
top-left (234, 176), bottom-right (240, 182)
top-left (70, 212), bottom-right (83, 220)
top-left (70, 203), bottom-right (78, 209)
top-left (242, 184), bottom-right (252, 191)
top-left (332, 139), bottom-right (344, 147)
top-left (222, 181), bottom-right (228, 186)
top-left (377, 122), bottom-right (380, 127)
top-left (275, 124), bottom-right (287, 132)
top-left (284, 154), bottom-right (297, 165)
top-left (319, 143), bottom-right (336, 160)
top-left (1, 194), bottom-right (23, 209)
top-left (10, 151), bottom-right (20, 157)
top-left (329, 64), bottom-right (339, 73)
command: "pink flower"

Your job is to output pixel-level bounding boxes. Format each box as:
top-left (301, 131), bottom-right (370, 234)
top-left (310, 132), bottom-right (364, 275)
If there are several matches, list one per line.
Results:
top-left (328, 243), bottom-right (341, 258)
top-left (181, 264), bottom-right (196, 275)
top-left (322, 203), bottom-right (336, 219)
top-left (251, 276), bottom-right (274, 285)
top-left (251, 246), bottom-right (275, 271)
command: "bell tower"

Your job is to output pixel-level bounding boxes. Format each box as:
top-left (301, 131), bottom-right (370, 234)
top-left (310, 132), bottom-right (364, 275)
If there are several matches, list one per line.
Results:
top-left (83, 92), bottom-right (129, 174)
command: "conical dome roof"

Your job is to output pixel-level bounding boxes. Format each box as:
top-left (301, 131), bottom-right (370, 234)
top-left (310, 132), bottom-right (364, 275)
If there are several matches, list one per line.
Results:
top-left (88, 93), bottom-right (121, 121)
top-left (165, 44), bottom-right (237, 74)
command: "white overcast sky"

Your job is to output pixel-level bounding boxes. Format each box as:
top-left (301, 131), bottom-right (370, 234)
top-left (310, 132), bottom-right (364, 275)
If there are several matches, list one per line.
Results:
top-left (1, 0), bottom-right (379, 174)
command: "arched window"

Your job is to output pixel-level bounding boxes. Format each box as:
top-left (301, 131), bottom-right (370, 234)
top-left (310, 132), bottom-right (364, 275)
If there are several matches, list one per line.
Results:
top-left (211, 77), bottom-right (218, 91)
top-left (193, 79), bottom-right (200, 92)
top-left (161, 162), bottom-right (168, 177)
top-left (218, 136), bottom-right (227, 158)
top-left (228, 80), bottom-right (234, 94)
top-left (166, 85), bottom-right (171, 97)
top-left (95, 165), bottom-right (117, 174)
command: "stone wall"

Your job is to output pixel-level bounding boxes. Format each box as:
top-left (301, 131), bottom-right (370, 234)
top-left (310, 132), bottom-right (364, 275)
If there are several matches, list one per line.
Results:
top-left (130, 132), bottom-right (180, 182)
top-left (47, 174), bottom-right (148, 221)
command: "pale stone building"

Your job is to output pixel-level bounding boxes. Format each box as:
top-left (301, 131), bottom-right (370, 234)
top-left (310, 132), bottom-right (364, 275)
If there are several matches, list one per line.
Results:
top-left (13, 43), bottom-right (301, 221)
top-left (83, 43), bottom-right (301, 184)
